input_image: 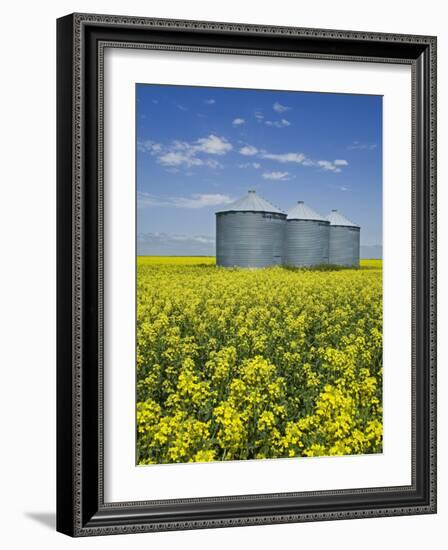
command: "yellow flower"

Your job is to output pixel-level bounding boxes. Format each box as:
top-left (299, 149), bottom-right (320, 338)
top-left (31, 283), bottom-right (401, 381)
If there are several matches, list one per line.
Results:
top-left (136, 257), bottom-right (383, 463)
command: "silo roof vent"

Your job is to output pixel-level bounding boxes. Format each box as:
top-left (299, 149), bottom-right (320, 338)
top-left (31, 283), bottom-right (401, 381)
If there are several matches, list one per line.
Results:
top-left (287, 201), bottom-right (327, 221)
top-left (326, 210), bottom-right (359, 227)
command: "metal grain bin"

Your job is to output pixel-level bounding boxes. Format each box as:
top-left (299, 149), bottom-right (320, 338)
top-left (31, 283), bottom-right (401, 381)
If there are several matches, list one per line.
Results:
top-left (284, 201), bottom-right (330, 267)
top-left (216, 190), bottom-right (286, 267)
top-left (326, 209), bottom-right (360, 267)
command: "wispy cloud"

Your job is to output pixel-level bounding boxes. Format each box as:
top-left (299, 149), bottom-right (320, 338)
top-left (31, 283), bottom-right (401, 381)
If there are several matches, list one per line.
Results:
top-left (209, 159), bottom-right (225, 169)
top-left (204, 99), bottom-right (216, 105)
top-left (265, 119), bottom-right (291, 128)
top-left (347, 141), bottom-right (377, 150)
top-left (273, 102), bottom-right (290, 113)
top-left (262, 171), bottom-right (293, 181)
top-left (138, 192), bottom-right (234, 209)
top-left (317, 160), bottom-right (348, 173)
top-left (137, 140), bottom-right (163, 154)
top-left (140, 136), bottom-right (348, 174)
top-left (237, 147), bottom-right (348, 173)
top-left (302, 159), bottom-right (315, 166)
top-left (329, 184), bottom-right (350, 192)
top-left (158, 150), bottom-right (202, 168)
top-left (238, 162), bottom-right (261, 169)
top-left (140, 135), bottom-right (232, 169)
top-left (232, 118), bottom-right (245, 126)
top-left (259, 151), bottom-right (306, 163)
top-left (239, 145), bottom-right (259, 156)
top-left (254, 111), bottom-right (264, 122)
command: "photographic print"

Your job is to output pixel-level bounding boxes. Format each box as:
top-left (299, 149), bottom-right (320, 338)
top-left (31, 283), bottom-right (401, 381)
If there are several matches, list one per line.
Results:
top-left (136, 84), bottom-right (383, 465)
top-left (57, 15), bottom-right (437, 534)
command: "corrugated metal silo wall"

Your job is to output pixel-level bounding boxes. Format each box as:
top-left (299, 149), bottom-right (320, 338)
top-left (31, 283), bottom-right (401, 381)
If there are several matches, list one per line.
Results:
top-left (328, 226), bottom-right (360, 267)
top-left (216, 212), bottom-right (286, 267)
top-left (284, 220), bottom-right (330, 267)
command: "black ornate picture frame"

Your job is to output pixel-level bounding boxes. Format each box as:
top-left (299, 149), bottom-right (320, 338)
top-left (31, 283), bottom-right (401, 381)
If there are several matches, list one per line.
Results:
top-left (56, 13), bottom-right (437, 537)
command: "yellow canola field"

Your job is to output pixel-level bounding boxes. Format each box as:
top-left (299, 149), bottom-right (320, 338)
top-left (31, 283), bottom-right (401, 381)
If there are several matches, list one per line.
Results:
top-left (137, 258), bottom-right (383, 464)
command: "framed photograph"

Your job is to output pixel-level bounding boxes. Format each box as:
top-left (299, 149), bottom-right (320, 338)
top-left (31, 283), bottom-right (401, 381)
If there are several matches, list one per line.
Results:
top-left (56, 13), bottom-right (437, 536)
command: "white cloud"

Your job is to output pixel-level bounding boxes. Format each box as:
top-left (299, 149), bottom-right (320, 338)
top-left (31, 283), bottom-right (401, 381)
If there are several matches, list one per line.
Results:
top-left (138, 192), bottom-right (234, 209)
top-left (232, 118), bottom-right (245, 126)
top-left (204, 99), bottom-right (216, 105)
top-left (318, 159), bottom-right (348, 173)
top-left (158, 149), bottom-right (203, 168)
top-left (273, 102), bottom-right (290, 113)
top-left (318, 160), bottom-right (339, 172)
top-left (237, 145), bottom-right (349, 174)
top-left (137, 193), bottom-right (163, 208)
top-left (260, 151), bottom-right (306, 163)
top-left (254, 111), bottom-right (264, 121)
top-left (137, 140), bottom-right (163, 154)
top-left (194, 135), bottom-right (232, 155)
top-left (204, 159), bottom-right (224, 169)
top-left (238, 162), bottom-right (261, 169)
top-left (143, 134), bottom-right (232, 168)
top-left (262, 171), bottom-right (292, 181)
top-left (329, 184), bottom-right (350, 192)
top-left (255, 150), bottom-right (347, 173)
top-left (139, 136), bottom-right (348, 176)
top-left (265, 119), bottom-right (291, 128)
top-left (239, 145), bottom-right (258, 156)
top-left (318, 160), bottom-right (335, 170)
top-left (348, 141), bottom-right (377, 150)
top-left (302, 159), bottom-right (315, 166)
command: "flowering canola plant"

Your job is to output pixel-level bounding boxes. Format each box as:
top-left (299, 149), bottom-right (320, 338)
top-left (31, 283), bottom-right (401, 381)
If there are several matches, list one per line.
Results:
top-left (136, 257), bottom-right (382, 464)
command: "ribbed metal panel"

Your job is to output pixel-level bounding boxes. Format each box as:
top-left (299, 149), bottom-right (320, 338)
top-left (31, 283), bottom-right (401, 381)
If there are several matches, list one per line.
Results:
top-left (284, 219), bottom-right (330, 266)
top-left (328, 226), bottom-right (360, 267)
top-left (216, 211), bottom-right (286, 267)
top-left (326, 209), bottom-right (360, 267)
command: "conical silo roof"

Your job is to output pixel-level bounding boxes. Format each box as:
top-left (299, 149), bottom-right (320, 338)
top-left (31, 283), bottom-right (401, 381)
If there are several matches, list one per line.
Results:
top-left (326, 209), bottom-right (359, 228)
top-left (216, 190), bottom-right (285, 214)
top-left (287, 201), bottom-right (327, 221)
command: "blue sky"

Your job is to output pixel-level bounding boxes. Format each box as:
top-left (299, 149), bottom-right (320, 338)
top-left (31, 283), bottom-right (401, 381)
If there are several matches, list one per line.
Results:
top-left (136, 84), bottom-right (382, 256)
